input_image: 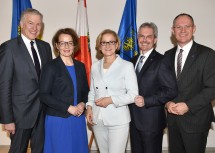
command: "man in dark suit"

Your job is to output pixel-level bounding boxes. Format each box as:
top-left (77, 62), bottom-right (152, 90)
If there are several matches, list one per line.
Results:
top-left (129, 22), bottom-right (177, 153)
top-left (165, 13), bottom-right (215, 153)
top-left (0, 9), bottom-right (52, 153)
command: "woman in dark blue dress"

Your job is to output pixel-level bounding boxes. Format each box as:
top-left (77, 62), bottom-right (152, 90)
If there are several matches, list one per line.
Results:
top-left (40, 28), bottom-right (89, 153)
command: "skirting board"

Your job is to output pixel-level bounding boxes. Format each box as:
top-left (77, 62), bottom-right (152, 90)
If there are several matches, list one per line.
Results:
top-left (88, 146), bottom-right (215, 151)
top-left (1, 146), bottom-right (215, 152)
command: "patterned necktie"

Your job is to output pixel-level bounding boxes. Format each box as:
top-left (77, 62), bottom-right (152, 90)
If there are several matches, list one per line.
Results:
top-left (30, 41), bottom-right (41, 78)
top-left (136, 55), bottom-right (145, 74)
top-left (177, 49), bottom-right (183, 79)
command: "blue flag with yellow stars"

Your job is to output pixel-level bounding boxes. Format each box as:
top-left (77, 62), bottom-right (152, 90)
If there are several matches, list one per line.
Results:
top-left (11, 0), bottom-right (32, 39)
top-left (118, 0), bottom-right (139, 61)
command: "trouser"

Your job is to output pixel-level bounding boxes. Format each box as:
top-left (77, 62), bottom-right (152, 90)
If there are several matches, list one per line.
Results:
top-left (9, 110), bottom-right (45, 153)
top-left (92, 119), bottom-right (129, 153)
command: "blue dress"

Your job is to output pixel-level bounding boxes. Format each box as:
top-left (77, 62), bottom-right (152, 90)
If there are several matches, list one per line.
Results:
top-left (43, 65), bottom-right (89, 153)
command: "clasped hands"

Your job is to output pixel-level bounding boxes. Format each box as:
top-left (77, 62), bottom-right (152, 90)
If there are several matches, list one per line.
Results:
top-left (166, 101), bottom-right (189, 115)
top-left (95, 97), bottom-right (112, 108)
top-left (67, 102), bottom-right (85, 117)
top-left (86, 97), bottom-right (112, 126)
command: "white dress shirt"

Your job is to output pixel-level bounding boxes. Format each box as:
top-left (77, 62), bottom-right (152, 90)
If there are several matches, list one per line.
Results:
top-left (135, 49), bottom-right (153, 71)
top-left (21, 34), bottom-right (41, 67)
top-left (174, 40), bottom-right (193, 74)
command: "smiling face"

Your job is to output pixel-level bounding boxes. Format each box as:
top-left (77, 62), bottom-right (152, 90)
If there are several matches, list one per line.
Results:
top-left (138, 26), bottom-right (157, 54)
top-left (56, 34), bottom-right (74, 58)
top-left (20, 13), bottom-right (42, 40)
top-left (172, 15), bottom-right (196, 48)
top-left (99, 33), bottom-right (119, 58)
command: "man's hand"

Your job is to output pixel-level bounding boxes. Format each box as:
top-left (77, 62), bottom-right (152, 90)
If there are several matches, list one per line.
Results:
top-left (166, 101), bottom-right (178, 114)
top-left (134, 95), bottom-right (144, 107)
top-left (166, 101), bottom-right (189, 115)
top-left (3, 123), bottom-right (15, 134)
top-left (172, 102), bottom-right (189, 115)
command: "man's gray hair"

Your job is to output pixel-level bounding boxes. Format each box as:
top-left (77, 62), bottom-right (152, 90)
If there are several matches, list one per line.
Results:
top-left (20, 8), bottom-right (43, 22)
top-left (138, 22), bottom-right (158, 38)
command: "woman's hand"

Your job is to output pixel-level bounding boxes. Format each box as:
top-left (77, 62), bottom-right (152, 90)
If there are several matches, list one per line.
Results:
top-left (67, 105), bottom-right (82, 117)
top-left (95, 97), bottom-right (112, 108)
top-left (86, 106), bottom-right (95, 125)
top-left (77, 102), bottom-right (85, 116)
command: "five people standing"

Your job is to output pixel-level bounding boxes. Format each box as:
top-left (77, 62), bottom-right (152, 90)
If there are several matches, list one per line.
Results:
top-left (0, 7), bottom-right (215, 153)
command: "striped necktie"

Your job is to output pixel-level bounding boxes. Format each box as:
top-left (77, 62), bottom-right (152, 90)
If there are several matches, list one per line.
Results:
top-left (176, 49), bottom-right (183, 79)
top-left (136, 55), bottom-right (145, 74)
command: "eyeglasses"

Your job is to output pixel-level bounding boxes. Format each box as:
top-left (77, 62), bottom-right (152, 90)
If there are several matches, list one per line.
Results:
top-left (173, 25), bottom-right (193, 31)
top-left (100, 41), bottom-right (117, 46)
top-left (58, 41), bottom-right (74, 48)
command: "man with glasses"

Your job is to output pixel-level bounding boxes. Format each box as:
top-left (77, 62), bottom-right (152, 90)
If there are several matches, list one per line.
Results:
top-left (0, 9), bottom-right (52, 153)
top-left (165, 13), bottom-right (215, 153)
top-left (129, 22), bottom-right (177, 153)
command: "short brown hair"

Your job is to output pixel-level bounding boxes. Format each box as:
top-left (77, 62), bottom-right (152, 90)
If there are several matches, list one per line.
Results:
top-left (173, 13), bottom-right (194, 26)
top-left (95, 29), bottom-right (120, 60)
top-left (52, 28), bottom-right (80, 56)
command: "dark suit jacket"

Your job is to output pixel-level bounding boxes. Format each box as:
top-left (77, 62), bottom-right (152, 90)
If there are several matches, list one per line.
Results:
top-left (39, 56), bottom-right (89, 118)
top-left (0, 36), bottom-right (52, 128)
top-left (165, 41), bottom-right (215, 133)
top-left (129, 50), bottom-right (177, 132)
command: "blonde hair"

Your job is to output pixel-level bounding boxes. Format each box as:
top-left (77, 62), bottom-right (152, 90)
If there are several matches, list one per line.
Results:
top-left (95, 29), bottom-right (120, 60)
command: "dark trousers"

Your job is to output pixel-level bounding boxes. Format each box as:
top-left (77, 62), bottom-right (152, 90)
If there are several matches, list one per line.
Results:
top-left (9, 110), bottom-right (45, 153)
top-left (130, 123), bottom-right (163, 153)
top-left (168, 122), bottom-right (209, 153)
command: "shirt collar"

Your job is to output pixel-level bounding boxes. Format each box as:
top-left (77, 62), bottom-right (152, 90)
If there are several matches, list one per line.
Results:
top-left (21, 34), bottom-right (35, 45)
top-left (177, 40), bottom-right (193, 53)
top-left (140, 48), bottom-right (153, 58)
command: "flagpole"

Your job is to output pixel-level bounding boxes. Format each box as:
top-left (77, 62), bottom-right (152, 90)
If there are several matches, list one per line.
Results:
top-left (75, 0), bottom-right (94, 150)
top-left (88, 132), bottom-right (94, 150)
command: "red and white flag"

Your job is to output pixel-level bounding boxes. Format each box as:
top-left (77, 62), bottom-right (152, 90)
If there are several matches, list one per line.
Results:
top-left (75, 0), bottom-right (92, 85)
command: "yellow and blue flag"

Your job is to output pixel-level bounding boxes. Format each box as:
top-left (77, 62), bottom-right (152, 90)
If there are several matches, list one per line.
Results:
top-left (11, 0), bottom-right (32, 39)
top-left (118, 0), bottom-right (139, 61)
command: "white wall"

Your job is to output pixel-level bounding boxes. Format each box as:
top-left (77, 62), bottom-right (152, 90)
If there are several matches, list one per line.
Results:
top-left (0, 0), bottom-right (215, 149)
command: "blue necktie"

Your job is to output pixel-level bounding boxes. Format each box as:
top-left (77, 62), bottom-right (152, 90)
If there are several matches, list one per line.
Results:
top-left (136, 55), bottom-right (145, 74)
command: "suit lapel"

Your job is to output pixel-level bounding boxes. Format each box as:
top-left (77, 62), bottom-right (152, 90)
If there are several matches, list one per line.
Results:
top-left (131, 56), bottom-right (138, 67)
top-left (178, 42), bottom-right (199, 80)
top-left (98, 56), bottom-right (120, 84)
top-left (74, 59), bottom-right (82, 97)
top-left (35, 39), bottom-right (45, 67)
top-left (138, 50), bottom-right (157, 76)
top-left (18, 37), bottom-right (38, 81)
top-left (98, 58), bottom-right (105, 82)
top-left (58, 57), bottom-right (74, 90)
top-left (168, 47), bottom-right (177, 78)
